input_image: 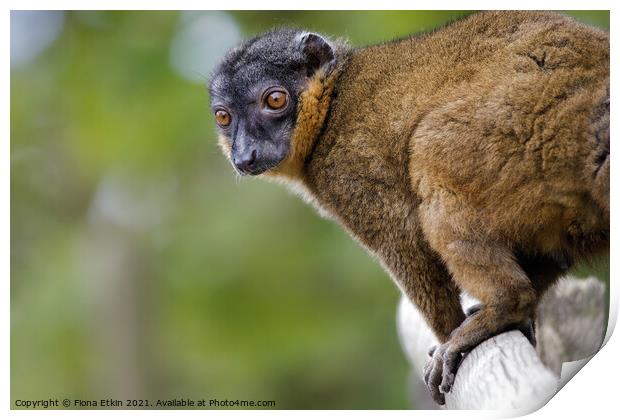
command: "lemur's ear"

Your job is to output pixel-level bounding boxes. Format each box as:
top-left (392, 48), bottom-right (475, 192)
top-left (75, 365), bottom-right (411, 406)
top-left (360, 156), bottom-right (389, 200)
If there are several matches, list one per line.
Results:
top-left (300, 33), bottom-right (335, 77)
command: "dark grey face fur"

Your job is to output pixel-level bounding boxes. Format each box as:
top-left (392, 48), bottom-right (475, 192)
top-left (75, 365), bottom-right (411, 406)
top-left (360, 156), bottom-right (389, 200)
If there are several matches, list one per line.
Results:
top-left (209, 28), bottom-right (335, 175)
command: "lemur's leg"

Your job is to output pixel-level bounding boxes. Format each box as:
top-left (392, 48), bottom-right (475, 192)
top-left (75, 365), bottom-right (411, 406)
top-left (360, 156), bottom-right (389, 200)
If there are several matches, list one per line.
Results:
top-left (395, 250), bottom-right (465, 405)
top-left (399, 254), bottom-right (466, 343)
top-left (422, 239), bottom-right (538, 403)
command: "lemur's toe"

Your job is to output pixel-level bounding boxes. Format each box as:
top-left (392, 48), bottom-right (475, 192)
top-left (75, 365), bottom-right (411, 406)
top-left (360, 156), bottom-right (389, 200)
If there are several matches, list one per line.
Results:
top-left (427, 345), bottom-right (437, 357)
top-left (424, 345), bottom-right (450, 405)
top-left (465, 303), bottom-right (484, 317)
top-left (440, 349), bottom-right (462, 393)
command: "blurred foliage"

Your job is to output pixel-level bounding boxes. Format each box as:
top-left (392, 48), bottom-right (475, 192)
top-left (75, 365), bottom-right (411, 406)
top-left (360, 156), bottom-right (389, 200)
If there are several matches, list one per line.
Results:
top-left (11, 10), bottom-right (609, 409)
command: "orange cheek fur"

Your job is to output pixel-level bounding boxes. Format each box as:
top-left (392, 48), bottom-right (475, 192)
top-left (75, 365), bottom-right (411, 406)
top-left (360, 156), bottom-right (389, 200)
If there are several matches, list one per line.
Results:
top-left (263, 70), bottom-right (337, 182)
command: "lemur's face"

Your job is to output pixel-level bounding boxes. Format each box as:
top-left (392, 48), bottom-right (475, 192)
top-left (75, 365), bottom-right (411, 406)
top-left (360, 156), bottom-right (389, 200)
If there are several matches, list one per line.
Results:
top-left (209, 29), bottom-right (334, 175)
top-left (209, 70), bottom-right (301, 176)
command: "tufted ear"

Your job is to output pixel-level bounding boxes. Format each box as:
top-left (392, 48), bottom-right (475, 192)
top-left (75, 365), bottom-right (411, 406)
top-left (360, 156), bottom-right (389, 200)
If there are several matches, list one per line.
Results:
top-left (299, 33), bottom-right (335, 77)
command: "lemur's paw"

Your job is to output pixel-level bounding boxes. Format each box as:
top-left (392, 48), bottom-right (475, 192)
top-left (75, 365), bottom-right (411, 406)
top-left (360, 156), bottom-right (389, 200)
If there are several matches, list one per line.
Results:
top-left (423, 344), bottom-right (463, 405)
top-left (464, 304), bottom-right (535, 346)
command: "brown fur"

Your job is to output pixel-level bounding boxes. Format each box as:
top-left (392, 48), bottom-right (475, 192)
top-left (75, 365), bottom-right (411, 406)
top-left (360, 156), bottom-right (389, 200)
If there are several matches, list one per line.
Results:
top-left (222, 11), bottom-right (609, 402)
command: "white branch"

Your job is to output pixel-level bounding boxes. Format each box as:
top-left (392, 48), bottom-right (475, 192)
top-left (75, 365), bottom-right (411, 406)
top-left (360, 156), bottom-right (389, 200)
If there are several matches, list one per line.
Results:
top-left (444, 331), bottom-right (557, 409)
top-left (397, 276), bottom-right (605, 410)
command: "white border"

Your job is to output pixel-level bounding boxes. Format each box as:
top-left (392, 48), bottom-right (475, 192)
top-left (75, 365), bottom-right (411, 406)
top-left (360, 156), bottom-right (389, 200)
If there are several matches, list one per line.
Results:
top-left (0, 1), bottom-right (616, 10)
top-left (4, 2), bottom-right (616, 419)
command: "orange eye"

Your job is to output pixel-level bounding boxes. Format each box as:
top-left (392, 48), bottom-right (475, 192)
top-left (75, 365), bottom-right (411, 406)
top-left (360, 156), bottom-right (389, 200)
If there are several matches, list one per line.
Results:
top-left (265, 90), bottom-right (288, 110)
top-left (215, 110), bottom-right (231, 127)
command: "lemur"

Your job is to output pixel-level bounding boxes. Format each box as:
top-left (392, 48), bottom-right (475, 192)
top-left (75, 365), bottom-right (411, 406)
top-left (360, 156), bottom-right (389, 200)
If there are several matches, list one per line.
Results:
top-left (208, 11), bottom-right (609, 405)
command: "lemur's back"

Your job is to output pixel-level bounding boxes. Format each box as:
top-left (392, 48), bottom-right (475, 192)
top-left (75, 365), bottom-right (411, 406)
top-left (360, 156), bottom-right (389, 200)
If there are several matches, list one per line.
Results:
top-left (326, 11), bottom-right (608, 154)
top-left (313, 10), bottom-right (609, 261)
top-left (405, 11), bottom-right (609, 260)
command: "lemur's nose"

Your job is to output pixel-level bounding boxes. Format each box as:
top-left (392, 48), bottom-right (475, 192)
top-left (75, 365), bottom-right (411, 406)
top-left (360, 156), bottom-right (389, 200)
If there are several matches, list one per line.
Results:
top-left (234, 149), bottom-right (257, 173)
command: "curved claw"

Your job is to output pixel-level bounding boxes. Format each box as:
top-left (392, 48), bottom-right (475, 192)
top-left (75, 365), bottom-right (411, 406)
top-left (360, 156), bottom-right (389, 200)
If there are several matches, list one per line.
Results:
top-left (518, 318), bottom-right (537, 347)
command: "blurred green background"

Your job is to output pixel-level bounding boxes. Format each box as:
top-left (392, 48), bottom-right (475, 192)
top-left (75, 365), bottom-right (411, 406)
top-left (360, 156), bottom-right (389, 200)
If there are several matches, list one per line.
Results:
top-left (10, 10), bottom-right (609, 409)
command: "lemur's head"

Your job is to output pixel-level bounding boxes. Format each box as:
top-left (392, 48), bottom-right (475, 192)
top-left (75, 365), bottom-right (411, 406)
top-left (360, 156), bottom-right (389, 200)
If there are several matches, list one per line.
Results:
top-left (209, 28), bottom-right (343, 178)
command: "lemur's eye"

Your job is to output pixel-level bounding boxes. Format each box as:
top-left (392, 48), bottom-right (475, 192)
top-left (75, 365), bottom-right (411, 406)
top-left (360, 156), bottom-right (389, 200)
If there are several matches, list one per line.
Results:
top-left (266, 91), bottom-right (287, 109)
top-left (215, 110), bottom-right (231, 127)
top-left (263, 88), bottom-right (289, 111)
